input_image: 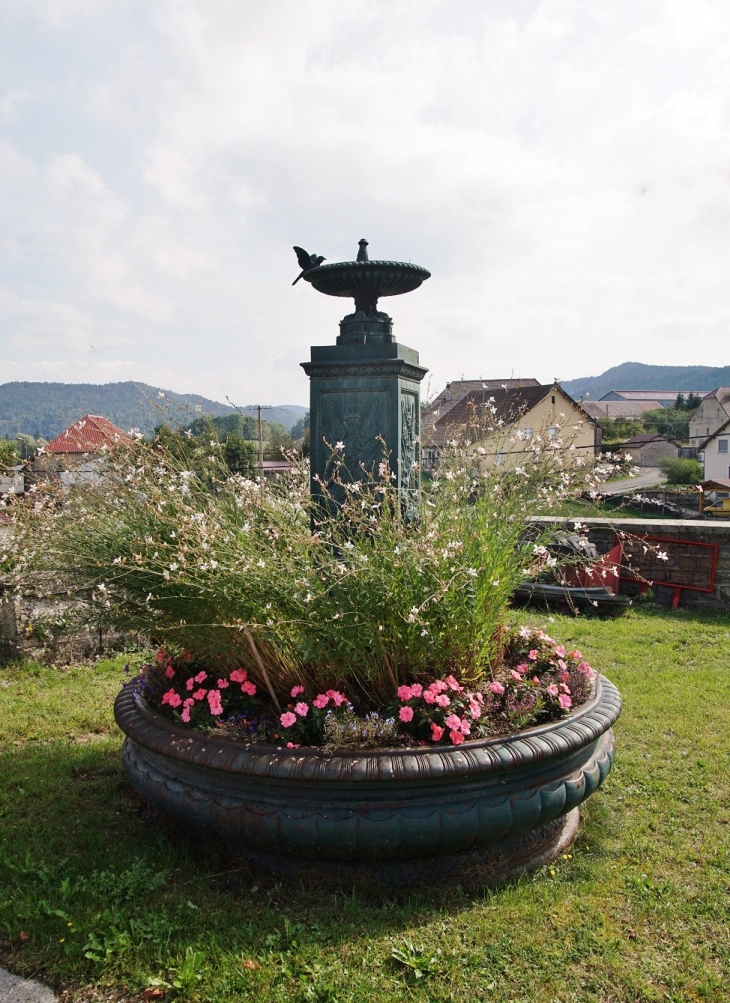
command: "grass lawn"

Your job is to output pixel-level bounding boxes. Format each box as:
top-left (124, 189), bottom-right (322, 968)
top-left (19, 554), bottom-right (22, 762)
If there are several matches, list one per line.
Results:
top-left (1, 607), bottom-right (729, 1003)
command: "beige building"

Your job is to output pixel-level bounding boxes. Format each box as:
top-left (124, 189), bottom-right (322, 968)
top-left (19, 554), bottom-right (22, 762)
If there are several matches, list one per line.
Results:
top-left (698, 420), bottom-right (730, 483)
top-left (688, 388), bottom-right (730, 446)
top-left (423, 383), bottom-right (597, 470)
top-left (617, 433), bottom-right (679, 467)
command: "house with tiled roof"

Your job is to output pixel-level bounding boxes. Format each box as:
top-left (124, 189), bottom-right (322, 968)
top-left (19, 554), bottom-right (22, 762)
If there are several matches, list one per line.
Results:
top-left (616, 432), bottom-right (680, 467)
top-left (422, 382), bottom-right (597, 471)
top-left (36, 414), bottom-right (132, 485)
top-left (427, 378), bottom-right (541, 421)
top-left (688, 388), bottom-right (730, 446)
top-left (698, 418), bottom-right (730, 483)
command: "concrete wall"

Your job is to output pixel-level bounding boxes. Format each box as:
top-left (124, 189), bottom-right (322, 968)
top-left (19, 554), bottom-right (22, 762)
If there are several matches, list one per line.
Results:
top-left (531, 515), bottom-right (730, 608)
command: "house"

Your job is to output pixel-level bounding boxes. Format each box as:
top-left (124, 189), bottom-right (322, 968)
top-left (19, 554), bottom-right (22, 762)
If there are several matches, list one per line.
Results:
top-left (0, 464), bottom-right (24, 496)
top-left (688, 388), bottom-right (730, 446)
top-left (698, 420), bottom-right (730, 483)
top-left (423, 382), bottom-right (597, 470)
top-left (616, 432), bottom-right (679, 467)
top-left (598, 390), bottom-right (709, 408)
top-left (427, 378), bottom-right (541, 419)
top-left (700, 478), bottom-right (730, 517)
top-left (35, 414), bottom-right (133, 485)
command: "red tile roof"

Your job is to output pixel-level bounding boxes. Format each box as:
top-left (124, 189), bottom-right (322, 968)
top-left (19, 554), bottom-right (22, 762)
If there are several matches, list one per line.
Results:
top-left (46, 415), bottom-right (133, 454)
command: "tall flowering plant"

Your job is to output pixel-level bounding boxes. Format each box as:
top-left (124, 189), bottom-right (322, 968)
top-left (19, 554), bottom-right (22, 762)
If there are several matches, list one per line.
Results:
top-left (9, 410), bottom-right (612, 724)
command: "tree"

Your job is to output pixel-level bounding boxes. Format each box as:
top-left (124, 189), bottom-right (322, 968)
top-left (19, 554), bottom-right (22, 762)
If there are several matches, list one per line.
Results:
top-left (224, 434), bottom-right (257, 477)
top-left (597, 416), bottom-right (644, 442)
top-left (642, 408), bottom-right (689, 441)
top-left (0, 439), bottom-right (19, 469)
top-left (659, 457), bottom-right (703, 484)
top-left (15, 433), bottom-right (39, 460)
top-left (290, 413), bottom-right (309, 440)
top-left (264, 422), bottom-right (292, 460)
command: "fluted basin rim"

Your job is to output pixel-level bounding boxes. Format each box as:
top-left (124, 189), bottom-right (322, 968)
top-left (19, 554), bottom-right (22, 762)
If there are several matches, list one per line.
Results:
top-left (114, 675), bottom-right (620, 785)
top-left (303, 260), bottom-right (431, 298)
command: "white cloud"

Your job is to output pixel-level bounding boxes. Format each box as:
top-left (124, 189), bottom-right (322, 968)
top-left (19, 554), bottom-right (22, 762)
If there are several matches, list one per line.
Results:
top-left (2, 0), bottom-right (730, 403)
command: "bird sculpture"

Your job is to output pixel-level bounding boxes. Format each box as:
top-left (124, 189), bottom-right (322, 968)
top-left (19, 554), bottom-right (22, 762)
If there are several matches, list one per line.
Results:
top-left (356, 238), bottom-right (369, 262)
top-left (292, 246), bottom-right (326, 285)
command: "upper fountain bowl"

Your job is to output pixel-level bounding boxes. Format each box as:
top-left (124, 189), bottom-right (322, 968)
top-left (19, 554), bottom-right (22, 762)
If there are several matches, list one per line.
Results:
top-left (304, 259), bottom-right (431, 299)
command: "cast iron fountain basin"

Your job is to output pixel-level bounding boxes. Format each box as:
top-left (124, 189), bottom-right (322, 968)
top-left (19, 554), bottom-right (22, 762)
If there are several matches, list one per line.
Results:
top-left (115, 675), bottom-right (620, 885)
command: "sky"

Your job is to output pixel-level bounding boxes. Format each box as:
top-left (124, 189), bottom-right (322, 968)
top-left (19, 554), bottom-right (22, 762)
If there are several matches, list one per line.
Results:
top-left (2, 0), bottom-right (730, 407)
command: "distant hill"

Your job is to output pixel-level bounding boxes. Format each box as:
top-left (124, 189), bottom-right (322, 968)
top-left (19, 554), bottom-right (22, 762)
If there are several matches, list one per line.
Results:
top-left (561, 362), bottom-right (730, 401)
top-left (0, 382), bottom-right (307, 439)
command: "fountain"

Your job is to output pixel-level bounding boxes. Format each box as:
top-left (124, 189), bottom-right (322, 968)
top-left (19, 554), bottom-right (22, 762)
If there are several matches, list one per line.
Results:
top-left (298, 240), bottom-right (430, 515)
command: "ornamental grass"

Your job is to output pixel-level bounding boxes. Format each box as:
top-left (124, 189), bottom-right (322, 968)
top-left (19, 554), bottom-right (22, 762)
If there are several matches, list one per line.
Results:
top-left (7, 412), bottom-right (613, 713)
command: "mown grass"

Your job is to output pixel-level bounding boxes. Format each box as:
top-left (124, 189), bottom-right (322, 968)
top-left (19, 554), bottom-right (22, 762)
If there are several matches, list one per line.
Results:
top-left (1, 607), bottom-right (729, 1003)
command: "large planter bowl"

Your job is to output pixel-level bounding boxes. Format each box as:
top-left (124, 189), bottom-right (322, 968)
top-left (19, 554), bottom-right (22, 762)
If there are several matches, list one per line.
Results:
top-left (115, 676), bottom-right (620, 885)
top-left (304, 260), bottom-right (431, 300)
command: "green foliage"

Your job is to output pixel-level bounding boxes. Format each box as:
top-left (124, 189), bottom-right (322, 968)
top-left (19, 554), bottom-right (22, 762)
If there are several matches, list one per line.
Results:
top-left (8, 419), bottom-right (612, 706)
top-left (188, 413), bottom-right (258, 440)
top-left (15, 433), bottom-right (39, 460)
top-left (596, 416), bottom-right (644, 442)
top-left (223, 433), bottom-right (258, 476)
top-left (659, 457), bottom-right (704, 484)
top-left (290, 412), bottom-right (309, 441)
top-left (641, 407), bottom-right (689, 440)
top-left (674, 392), bottom-right (703, 412)
top-left (0, 438), bottom-right (19, 468)
top-left (263, 421), bottom-right (292, 460)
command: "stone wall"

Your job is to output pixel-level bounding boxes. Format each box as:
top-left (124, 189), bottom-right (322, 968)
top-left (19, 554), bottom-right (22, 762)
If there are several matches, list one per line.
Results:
top-left (531, 515), bottom-right (730, 609)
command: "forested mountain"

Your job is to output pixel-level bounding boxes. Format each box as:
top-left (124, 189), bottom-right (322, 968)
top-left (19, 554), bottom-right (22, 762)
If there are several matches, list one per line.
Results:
top-left (561, 362), bottom-right (730, 401)
top-left (0, 382), bottom-right (306, 438)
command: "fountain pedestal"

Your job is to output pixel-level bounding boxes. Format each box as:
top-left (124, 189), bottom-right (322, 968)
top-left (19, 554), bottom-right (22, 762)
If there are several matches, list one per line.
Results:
top-left (298, 244), bottom-right (430, 515)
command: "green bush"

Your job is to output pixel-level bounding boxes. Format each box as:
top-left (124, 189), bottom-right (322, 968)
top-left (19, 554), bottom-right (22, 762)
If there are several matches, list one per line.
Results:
top-left (8, 419), bottom-right (616, 706)
top-left (659, 457), bottom-right (703, 484)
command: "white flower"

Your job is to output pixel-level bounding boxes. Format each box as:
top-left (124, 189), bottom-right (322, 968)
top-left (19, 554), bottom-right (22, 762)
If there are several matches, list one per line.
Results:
top-left (209, 559), bottom-right (218, 569)
top-left (467, 568), bottom-right (478, 577)
top-left (304, 592), bottom-right (313, 602)
top-left (335, 440), bottom-right (345, 450)
top-left (657, 550), bottom-right (668, 561)
top-left (146, 593), bottom-right (154, 603)
top-left (113, 557), bottom-right (122, 565)
top-left (421, 629), bottom-right (429, 636)
top-left (257, 559), bottom-right (266, 568)
top-left (344, 541), bottom-right (355, 550)
top-left (169, 562), bottom-right (178, 571)
top-left (360, 554), bottom-right (369, 562)
top-left (158, 391), bottom-right (165, 398)
top-left (394, 546), bottom-right (400, 554)
top-left (492, 579), bottom-right (500, 587)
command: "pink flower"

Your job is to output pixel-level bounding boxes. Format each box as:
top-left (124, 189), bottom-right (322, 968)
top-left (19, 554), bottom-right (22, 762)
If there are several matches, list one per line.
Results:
top-left (430, 680), bottom-right (448, 693)
top-left (207, 690), bottom-right (223, 715)
top-left (468, 700), bottom-right (482, 719)
top-left (161, 688), bottom-right (182, 708)
top-left (557, 659), bottom-right (567, 671)
top-left (165, 665), bottom-right (175, 679)
top-left (313, 693), bottom-right (329, 709)
top-left (528, 649), bottom-right (539, 661)
top-left (280, 711), bottom-right (297, 728)
top-left (434, 693), bottom-right (451, 708)
top-left (546, 683), bottom-right (559, 697)
top-left (217, 678), bottom-right (229, 688)
top-left (397, 685), bottom-right (413, 701)
top-left (155, 647), bottom-right (166, 663)
top-left (423, 689), bottom-right (437, 704)
top-left (445, 674), bottom-right (464, 692)
top-left (488, 681), bottom-right (505, 695)
top-left (185, 677), bottom-right (195, 691)
top-left (290, 685), bottom-right (305, 697)
top-left (449, 730), bottom-right (464, 745)
top-left (558, 693), bottom-right (572, 709)
top-left (181, 706), bottom-right (191, 723)
top-left (193, 688), bottom-right (207, 701)
top-left (578, 661), bottom-right (594, 678)
top-left (532, 676), bottom-right (540, 685)
top-left (460, 718), bottom-right (471, 736)
top-left (183, 697), bottom-right (194, 708)
top-left (430, 723), bottom-right (444, 741)
top-left (515, 663), bottom-right (529, 674)
top-left (241, 680), bottom-right (257, 696)
top-left (326, 690), bottom-right (347, 707)
top-left (444, 713), bottom-right (462, 731)
top-left (194, 670), bottom-right (207, 683)
top-left (230, 669), bottom-right (248, 683)
top-left (286, 741), bottom-right (301, 748)
top-left (569, 649), bottom-right (583, 660)
top-left (510, 670), bottom-right (523, 681)
top-left (410, 683), bottom-right (423, 698)
top-left (399, 706), bottom-right (414, 723)
top-left (560, 682), bottom-right (571, 694)
top-left (294, 702), bottom-right (309, 717)
top-left (555, 645), bottom-right (566, 658)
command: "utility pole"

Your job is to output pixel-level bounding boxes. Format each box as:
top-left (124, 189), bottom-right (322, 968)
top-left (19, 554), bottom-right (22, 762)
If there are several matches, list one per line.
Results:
top-left (255, 405), bottom-right (273, 474)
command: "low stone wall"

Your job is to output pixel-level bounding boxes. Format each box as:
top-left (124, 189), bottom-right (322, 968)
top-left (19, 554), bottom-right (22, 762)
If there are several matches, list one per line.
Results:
top-left (531, 516), bottom-right (730, 609)
top-left (0, 592), bottom-right (135, 664)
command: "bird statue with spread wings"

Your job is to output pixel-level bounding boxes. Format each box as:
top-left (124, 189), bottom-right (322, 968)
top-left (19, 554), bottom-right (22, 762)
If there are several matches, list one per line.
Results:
top-left (292, 246), bottom-right (326, 285)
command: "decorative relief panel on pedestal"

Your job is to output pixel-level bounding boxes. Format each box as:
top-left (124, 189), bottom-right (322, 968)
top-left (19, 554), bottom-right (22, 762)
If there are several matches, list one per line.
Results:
top-left (316, 388), bottom-right (389, 483)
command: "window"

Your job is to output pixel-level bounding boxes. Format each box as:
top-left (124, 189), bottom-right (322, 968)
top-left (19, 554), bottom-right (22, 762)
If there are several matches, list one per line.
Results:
top-left (548, 427), bottom-right (557, 439)
top-left (551, 396), bottom-right (556, 404)
top-left (720, 440), bottom-right (729, 453)
top-left (495, 451), bottom-right (505, 465)
top-left (524, 427), bottom-right (533, 440)
top-left (707, 427), bottom-right (711, 435)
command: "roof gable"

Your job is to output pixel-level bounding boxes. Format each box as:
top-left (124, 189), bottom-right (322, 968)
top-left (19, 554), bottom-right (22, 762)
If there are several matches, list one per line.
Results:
top-left (46, 414), bottom-right (133, 454)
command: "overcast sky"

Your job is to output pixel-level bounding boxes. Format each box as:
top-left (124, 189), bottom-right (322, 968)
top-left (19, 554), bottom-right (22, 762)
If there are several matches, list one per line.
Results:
top-left (2, 0), bottom-right (730, 406)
